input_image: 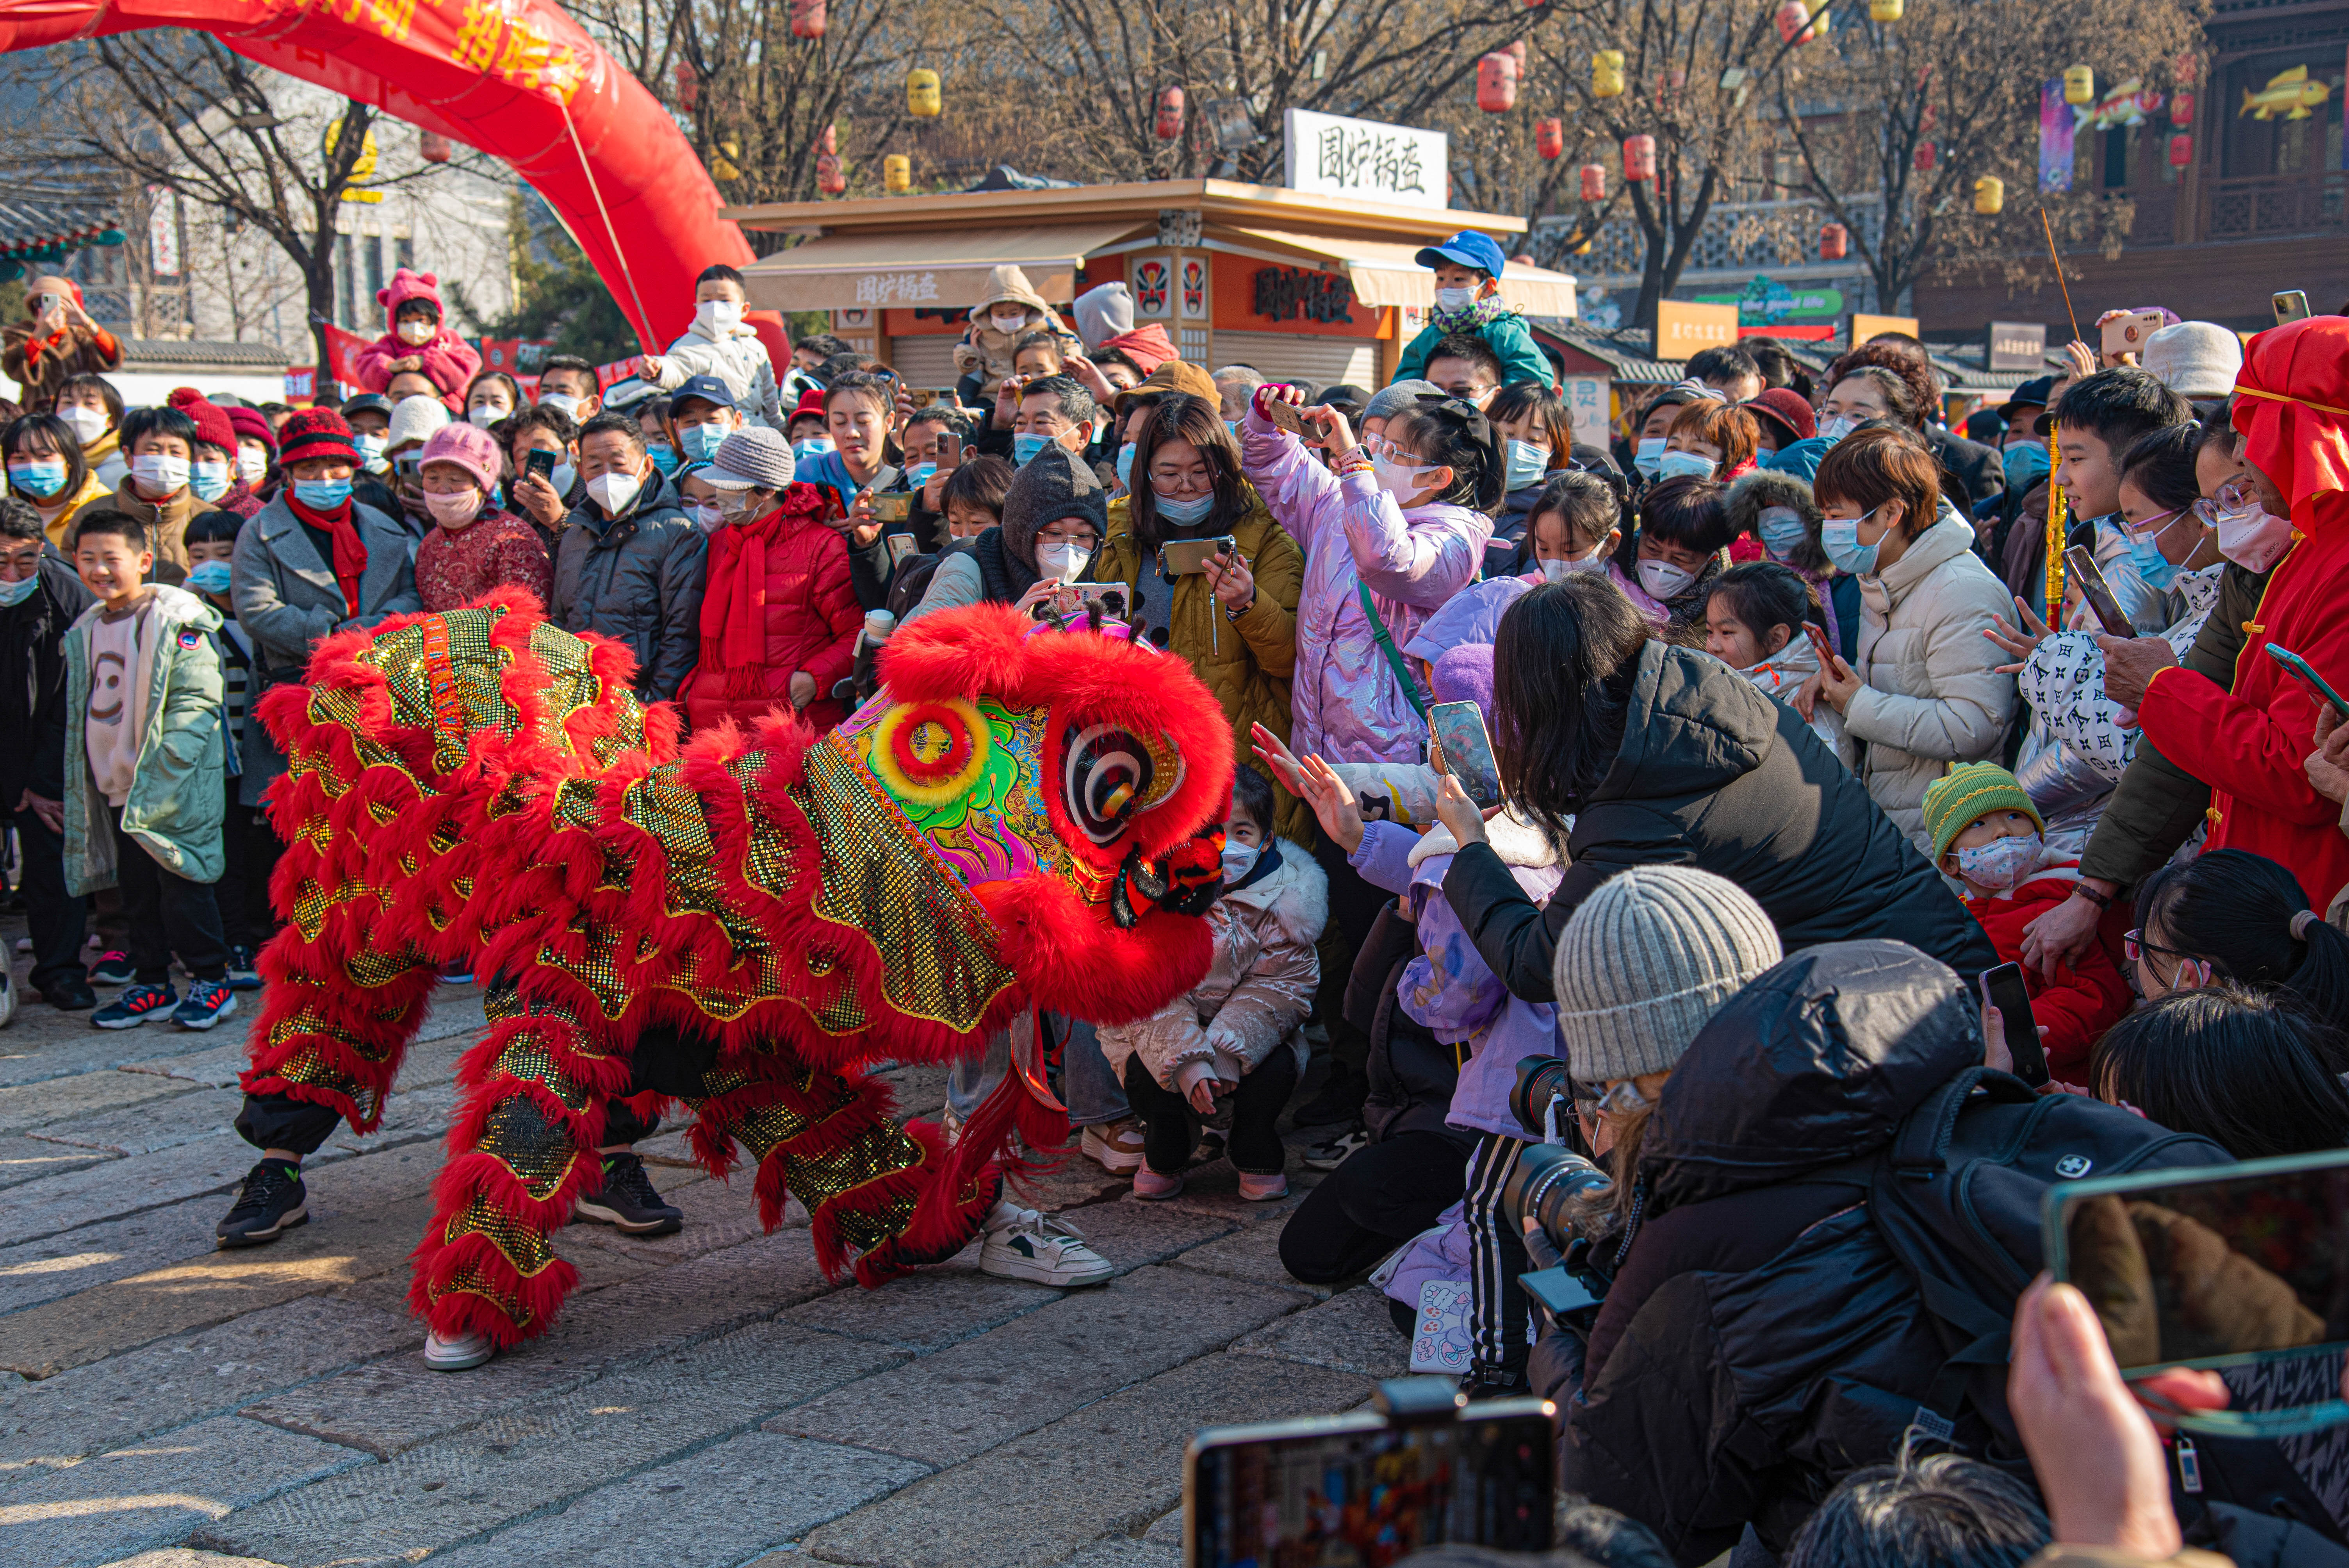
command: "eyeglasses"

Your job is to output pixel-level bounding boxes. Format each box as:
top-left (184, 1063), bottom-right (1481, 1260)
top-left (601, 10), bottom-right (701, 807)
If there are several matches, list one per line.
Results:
top-left (2123, 928), bottom-right (2197, 966)
top-left (1582, 1078), bottom-right (1654, 1122)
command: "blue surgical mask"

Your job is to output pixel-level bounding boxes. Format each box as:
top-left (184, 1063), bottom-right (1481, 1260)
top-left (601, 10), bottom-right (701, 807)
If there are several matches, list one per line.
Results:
top-left (905, 462), bottom-right (938, 489)
top-left (1634, 437), bottom-right (1666, 479)
top-left (1013, 433), bottom-right (1051, 467)
top-left (1816, 415), bottom-right (1858, 444)
top-left (191, 459), bottom-right (232, 502)
top-left (2002, 442), bottom-right (2051, 489)
top-left (1820, 508), bottom-right (1882, 575)
top-left (1114, 445), bottom-right (1135, 490)
top-left (1758, 506), bottom-right (1809, 562)
top-left (354, 433), bottom-right (388, 471)
top-left (679, 424), bottom-right (729, 464)
top-left (1156, 491), bottom-right (1216, 527)
top-left (1504, 440), bottom-right (1548, 491)
top-left (294, 478), bottom-right (353, 510)
top-left (2123, 508), bottom-right (2188, 592)
top-left (7, 458), bottom-right (66, 499)
top-left (0, 573), bottom-right (39, 608)
top-left (793, 437), bottom-right (835, 463)
top-left (646, 442), bottom-right (681, 476)
top-left (1654, 450), bottom-right (1716, 483)
top-left (185, 559), bottom-right (234, 595)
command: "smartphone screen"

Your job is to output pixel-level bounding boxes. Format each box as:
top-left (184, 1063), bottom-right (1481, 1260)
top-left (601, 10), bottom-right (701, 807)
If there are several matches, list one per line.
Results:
top-left (1980, 962), bottom-right (2046, 1087)
top-left (2048, 1151), bottom-right (2349, 1394)
top-left (524, 449), bottom-right (558, 481)
top-left (1429, 700), bottom-right (1503, 809)
top-left (2064, 545), bottom-right (2135, 637)
top-left (1185, 1406), bottom-right (1554, 1567)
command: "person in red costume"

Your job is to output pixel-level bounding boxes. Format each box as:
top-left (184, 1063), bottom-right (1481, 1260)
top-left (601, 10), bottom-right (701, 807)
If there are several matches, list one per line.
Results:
top-left (2116, 315), bottom-right (2349, 914)
top-left (1, 277), bottom-right (122, 411)
top-left (351, 269), bottom-right (482, 410)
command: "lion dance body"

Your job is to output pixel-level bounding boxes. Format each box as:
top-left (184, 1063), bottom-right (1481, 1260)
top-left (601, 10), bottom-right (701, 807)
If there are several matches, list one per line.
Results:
top-left (239, 592), bottom-right (1233, 1347)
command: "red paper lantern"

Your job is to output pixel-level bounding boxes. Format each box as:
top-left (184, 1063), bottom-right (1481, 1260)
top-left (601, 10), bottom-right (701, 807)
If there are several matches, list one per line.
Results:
top-left (1913, 141), bottom-right (1936, 171)
top-left (1579, 162), bottom-right (1606, 201)
top-left (1477, 52), bottom-right (1519, 114)
top-left (817, 123), bottom-right (838, 155)
top-left (1821, 222), bottom-right (1848, 259)
top-left (419, 132), bottom-right (451, 164)
top-left (1536, 118), bottom-right (1565, 159)
top-left (790, 0), bottom-right (825, 38)
top-left (1154, 86), bottom-right (1185, 141)
top-left (2170, 90), bottom-right (2195, 126)
top-left (1508, 39), bottom-right (1528, 67)
top-left (816, 153), bottom-right (846, 194)
top-left (2169, 132), bottom-right (2193, 168)
top-left (1623, 134), bottom-right (1656, 182)
top-left (1775, 0), bottom-right (1819, 43)
top-left (2174, 52), bottom-right (2198, 85)
top-left (674, 61), bottom-right (699, 109)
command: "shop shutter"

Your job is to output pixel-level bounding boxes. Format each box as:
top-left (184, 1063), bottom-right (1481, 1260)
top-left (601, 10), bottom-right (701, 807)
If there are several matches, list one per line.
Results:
top-left (1208, 331), bottom-right (1378, 392)
top-left (888, 335), bottom-right (963, 393)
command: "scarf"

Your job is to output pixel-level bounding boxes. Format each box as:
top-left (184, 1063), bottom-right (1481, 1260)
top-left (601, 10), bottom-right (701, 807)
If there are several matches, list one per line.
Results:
top-left (1427, 291), bottom-right (1513, 337)
top-left (287, 490), bottom-right (369, 618)
top-left (699, 484), bottom-right (832, 690)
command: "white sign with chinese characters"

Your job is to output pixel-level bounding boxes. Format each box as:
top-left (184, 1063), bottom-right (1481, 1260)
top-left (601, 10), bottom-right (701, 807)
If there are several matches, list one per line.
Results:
top-left (1565, 376), bottom-right (1610, 451)
top-left (850, 272), bottom-right (941, 306)
top-left (1283, 109), bottom-right (1447, 211)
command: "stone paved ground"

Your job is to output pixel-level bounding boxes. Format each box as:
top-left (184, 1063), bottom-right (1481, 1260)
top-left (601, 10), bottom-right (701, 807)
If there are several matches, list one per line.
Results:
top-left (0, 923), bottom-right (1399, 1568)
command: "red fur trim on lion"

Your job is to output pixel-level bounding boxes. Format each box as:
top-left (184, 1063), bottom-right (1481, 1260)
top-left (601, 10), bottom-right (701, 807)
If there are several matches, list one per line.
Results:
top-left (973, 878), bottom-right (1216, 1028)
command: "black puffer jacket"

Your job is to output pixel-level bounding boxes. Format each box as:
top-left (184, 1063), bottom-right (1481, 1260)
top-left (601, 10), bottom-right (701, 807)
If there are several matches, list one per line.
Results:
top-left (1445, 640), bottom-right (1997, 1002)
top-left (550, 469), bottom-right (708, 703)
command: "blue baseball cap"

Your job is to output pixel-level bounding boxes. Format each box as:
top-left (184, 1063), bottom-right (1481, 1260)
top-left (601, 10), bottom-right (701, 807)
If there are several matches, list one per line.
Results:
top-left (1413, 230), bottom-right (1508, 278)
top-left (673, 373), bottom-right (737, 412)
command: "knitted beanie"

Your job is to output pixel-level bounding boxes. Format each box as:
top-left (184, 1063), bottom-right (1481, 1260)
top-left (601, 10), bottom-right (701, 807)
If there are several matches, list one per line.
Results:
top-left (1365, 379), bottom-right (1443, 425)
top-left (1552, 866), bottom-right (1782, 1083)
top-left (1000, 442), bottom-right (1106, 568)
top-left (706, 426), bottom-right (795, 490)
top-left (167, 388), bottom-right (238, 456)
top-left (1922, 762), bottom-right (2045, 862)
top-left (1745, 387), bottom-right (1816, 445)
top-left (276, 408), bottom-right (358, 467)
top-left (224, 404), bottom-right (277, 458)
top-left (418, 422), bottom-right (502, 495)
top-left (386, 394), bottom-right (451, 451)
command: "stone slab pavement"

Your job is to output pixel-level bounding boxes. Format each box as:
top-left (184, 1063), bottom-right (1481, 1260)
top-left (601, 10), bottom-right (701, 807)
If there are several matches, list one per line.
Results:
top-left (0, 926), bottom-right (1419, 1568)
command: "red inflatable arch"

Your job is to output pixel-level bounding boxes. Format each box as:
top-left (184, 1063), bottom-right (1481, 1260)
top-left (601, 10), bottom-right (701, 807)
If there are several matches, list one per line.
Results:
top-left (0, 0), bottom-right (757, 356)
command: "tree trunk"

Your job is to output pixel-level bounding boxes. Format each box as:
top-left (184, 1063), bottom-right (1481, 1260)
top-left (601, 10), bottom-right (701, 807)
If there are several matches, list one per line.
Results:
top-left (307, 258), bottom-right (338, 399)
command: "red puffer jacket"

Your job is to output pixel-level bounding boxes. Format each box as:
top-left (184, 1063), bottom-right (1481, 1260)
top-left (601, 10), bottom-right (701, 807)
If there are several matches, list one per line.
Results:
top-left (1961, 864), bottom-right (2133, 1085)
top-left (683, 483), bottom-right (863, 734)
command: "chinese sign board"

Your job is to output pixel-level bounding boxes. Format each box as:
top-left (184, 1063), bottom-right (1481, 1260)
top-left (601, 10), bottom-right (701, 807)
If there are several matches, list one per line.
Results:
top-left (1253, 266), bottom-right (1357, 326)
top-left (1283, 109), bottom-right (1448, 210)
top-left (1565, 376), bottom-right (1610, 450)
top-left (1655, 300), bottom-right (1739, 358)
top-left (1987, 321), bottom-right (2048, 373)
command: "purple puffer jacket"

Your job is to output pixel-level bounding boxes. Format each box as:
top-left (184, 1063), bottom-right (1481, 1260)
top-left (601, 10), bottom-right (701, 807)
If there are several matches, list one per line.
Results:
top-left (1240, 410), bottom-right (1491, 763)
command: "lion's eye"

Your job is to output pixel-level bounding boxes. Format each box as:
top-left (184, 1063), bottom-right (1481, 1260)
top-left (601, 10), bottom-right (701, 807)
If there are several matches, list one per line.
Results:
top-left (1063, 725), bottom-right (1153, 845)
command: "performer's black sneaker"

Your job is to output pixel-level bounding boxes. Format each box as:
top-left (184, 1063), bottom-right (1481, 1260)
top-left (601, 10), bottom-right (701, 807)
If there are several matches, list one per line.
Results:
top-left (217, 1160), bottom-right (308, 1248)
top-left (574, 1151), bottom-right (683, 1236)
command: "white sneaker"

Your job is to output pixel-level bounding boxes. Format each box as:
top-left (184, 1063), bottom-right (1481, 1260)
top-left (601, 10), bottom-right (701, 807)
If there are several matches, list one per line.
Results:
top-left (1081, 1118), bottom-right (1146, 1174)
top-left (424, 1328), bottom-right (496, 1371)
top-left (978, 1202), bottom-right (1114, 1287)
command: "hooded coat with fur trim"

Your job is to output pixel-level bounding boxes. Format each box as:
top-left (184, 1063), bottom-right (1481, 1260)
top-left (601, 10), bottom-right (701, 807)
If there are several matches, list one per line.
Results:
top-left (352, 269), bottom-right (482, 404)
top-left (1097, 841), bottom-right (1327, 1089)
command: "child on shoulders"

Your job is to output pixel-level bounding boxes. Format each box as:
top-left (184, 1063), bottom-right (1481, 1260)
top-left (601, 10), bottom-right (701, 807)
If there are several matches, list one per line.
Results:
top-left (351, 269), bottom-right (480, 409)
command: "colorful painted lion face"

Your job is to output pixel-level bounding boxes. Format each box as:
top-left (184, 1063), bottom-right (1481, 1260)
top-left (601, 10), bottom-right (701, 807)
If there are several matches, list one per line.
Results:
top-left (252, 595), bottom-right (1233, 1092)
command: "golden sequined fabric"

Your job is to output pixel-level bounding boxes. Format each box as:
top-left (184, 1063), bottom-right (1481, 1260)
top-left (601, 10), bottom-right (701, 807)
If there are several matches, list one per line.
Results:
top-left (440, 1191), bottom-right (558, 1279)
top-left (476, 1096), bottom-right (588, 1201)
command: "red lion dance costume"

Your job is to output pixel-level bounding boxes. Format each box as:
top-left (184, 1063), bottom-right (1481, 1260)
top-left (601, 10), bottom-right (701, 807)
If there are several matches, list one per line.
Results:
top-left (239, 593), bottom-right (1231, 1347)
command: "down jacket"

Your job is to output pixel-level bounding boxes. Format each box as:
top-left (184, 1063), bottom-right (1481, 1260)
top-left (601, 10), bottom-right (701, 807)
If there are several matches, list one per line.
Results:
top-left (1444, 640), bottom-right (1998, 1000)
top-left (2016, 562), bottom-right (2225, 789)
top-left (1097, 841), bottom-right (1327, 1089)
top-left (1842, 511), bottom-right (2018, 850)
top-left (550, 469), bottom-right (708, 704)
top-left (650, 317), bottom-right (784, 431)
top-left (1238, 401), bottom-right (1489, 765)
top-left (681, 485), bottom-right (862, 735)
top-left (62, 584), bottom-right (225, 895)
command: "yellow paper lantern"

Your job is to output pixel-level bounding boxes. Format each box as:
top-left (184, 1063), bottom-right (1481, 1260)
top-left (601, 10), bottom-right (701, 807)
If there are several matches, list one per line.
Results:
top-left (906, 68), bottom-right (941, 118)
top-left (2064, 64), bottom-right (2095, 105)
top-left (711, 140), bottom-right (741, 181)
top-left (883, 153), bottom-right (911, 193)
top-left (1592, 50), bottom-right (1625, 99)
top-left (1973, 174), bottom-right (2004, 214)
top-left (1869, 0), bottom-right (1902, 19)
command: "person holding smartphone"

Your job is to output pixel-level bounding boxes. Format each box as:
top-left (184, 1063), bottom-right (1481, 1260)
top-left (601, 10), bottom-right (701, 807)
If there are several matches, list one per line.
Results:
top-left (1, 276), bottom-right (123, 412)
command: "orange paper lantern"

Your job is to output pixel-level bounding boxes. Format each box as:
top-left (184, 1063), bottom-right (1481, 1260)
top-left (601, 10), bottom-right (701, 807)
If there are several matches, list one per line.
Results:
top-left (816, 153), bottom-right (846, 194)
top-left (2170, 90), bottom-right (2195, 125)
top-left (1477, 52), bottom-right (1520, 113)
top-left (419, 132), bottom-right (451, 163)
top-left (1579, 162), bottom-right (1606, 201)
top-left (1536, 118), bottom-right (1565, 159)
top-left (1623, 134), bottom-right (1656, 182)
top-left (1775, 0), bottom-right (1820, 43)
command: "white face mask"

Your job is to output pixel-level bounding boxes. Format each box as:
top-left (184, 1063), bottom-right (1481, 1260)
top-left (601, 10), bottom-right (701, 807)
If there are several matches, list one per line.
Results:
top-left (130, 453), bottom-right (190, 494)
top-left (59, 405), bottom-right (108, 443)
top-left (237, 447), bottom-right (270, 484)
top-left (587, 469), bottom-right (642, 515)
top-left (1034, 540), bottom-right (1090, 583)
top-left (1953, 832), bottom-right (2041, 894)
top-left (1541, 549), bottom-right (1607, 582)
top-left (1219, 840), bottom-right (1261, 883)
top-left (2205, 488), bottom-right (2294, 574)
top-left (691, 501), bottom-right (726, 533)
top-left (540, 393), bottom-right (583, 420)
top-left (1638, 558), bottom-right (1695, 601)
top-left (1433, 286), bottom-right (1477, 313)
top-left (696, 299), bottom-right (744, 332)
top-left (1817, 414), bottom-right (1859, 443)
top-left (991, 309), bottom-right (1030, 335)
top-left (467, 404), bottom-right (506, 429)
top-left (426, 489), bottom-right (485, 529)
top-left (397, 319), bottom-right (436, 346)
top-left (1371, 453), bottom-right (1437, 502)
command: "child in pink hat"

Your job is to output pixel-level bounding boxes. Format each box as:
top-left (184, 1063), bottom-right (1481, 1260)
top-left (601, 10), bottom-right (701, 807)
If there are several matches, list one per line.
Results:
top-left (413, 422), bottom-right (551, 612)
top-left (353, 269), bottom-right (482, 407)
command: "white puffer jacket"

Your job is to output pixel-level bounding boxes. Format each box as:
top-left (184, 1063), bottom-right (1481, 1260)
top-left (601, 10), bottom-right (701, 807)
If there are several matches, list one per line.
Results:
top-left (651, 320), bottom-right (783, 430)
top-left (1841, 512), bottom-right (2019, 850)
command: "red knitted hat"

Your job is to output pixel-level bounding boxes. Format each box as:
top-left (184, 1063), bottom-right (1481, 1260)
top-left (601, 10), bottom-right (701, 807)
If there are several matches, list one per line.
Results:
top-left (1745, 387), bottom-right (1817, 447)
top-left (167, 387), bottom-right (239, 456)
top-left (277, 408), bottom-right (359, 467)
top-left (225, 404), bottom-right (277, 458)
top-left (790, 388), bottom-right (828, 422)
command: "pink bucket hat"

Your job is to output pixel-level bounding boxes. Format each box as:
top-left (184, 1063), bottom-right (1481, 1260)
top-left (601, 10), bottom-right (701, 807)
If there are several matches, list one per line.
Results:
top-left (418, 421), bottom-right (502, 494)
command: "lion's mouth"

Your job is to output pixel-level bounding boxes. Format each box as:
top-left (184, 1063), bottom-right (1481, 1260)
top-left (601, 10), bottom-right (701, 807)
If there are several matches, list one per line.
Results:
top-left (1107, 832), bottom-right (1224, 929)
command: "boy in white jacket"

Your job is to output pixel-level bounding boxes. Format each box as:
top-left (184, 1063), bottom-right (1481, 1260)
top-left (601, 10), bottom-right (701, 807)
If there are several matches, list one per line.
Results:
top-left (1099, 764), bottom-right (1325, 1202)
top-left (643, 264), bottom-right (783, 431)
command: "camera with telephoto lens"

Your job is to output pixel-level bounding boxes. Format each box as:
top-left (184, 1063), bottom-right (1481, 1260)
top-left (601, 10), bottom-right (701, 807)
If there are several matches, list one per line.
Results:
top-left (1502, 1057), bottom-right (1621, 1331)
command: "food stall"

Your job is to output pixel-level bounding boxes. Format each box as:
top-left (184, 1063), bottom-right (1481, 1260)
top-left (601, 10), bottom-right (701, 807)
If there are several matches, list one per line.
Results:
top-left (721, 177), bottom-right (1576, 390)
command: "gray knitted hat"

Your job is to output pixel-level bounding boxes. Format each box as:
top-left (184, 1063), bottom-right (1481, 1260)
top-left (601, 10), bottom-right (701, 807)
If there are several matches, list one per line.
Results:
top-left (1365, 379), bottom-right (1442, 425)
top-left (1000, 442), bottom-right (1107, 569)
top-left (1553, 866), bottom-right (1782, 1083)
top-left (705, 426), bottom-right (794, 490)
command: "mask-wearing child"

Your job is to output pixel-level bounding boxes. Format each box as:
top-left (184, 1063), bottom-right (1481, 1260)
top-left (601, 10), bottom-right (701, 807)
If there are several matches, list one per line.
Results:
top-left (1521, 471), bottom-right (1621, 584)
top-left (1921, 763), bottom-right (2132, 1085)
top-left (1097, 764), bottom-right (1324, 1204)
top-left (1703, 561), bottom-right (1854, 769)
